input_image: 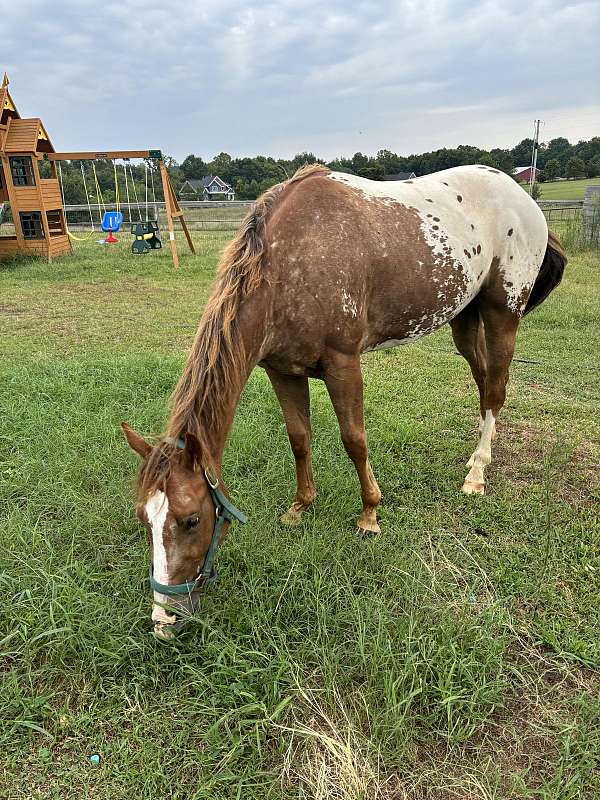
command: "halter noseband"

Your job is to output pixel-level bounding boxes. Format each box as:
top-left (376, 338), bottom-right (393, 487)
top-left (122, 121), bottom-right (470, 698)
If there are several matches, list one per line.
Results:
top-left (148, 439), bottom-right (248, 597)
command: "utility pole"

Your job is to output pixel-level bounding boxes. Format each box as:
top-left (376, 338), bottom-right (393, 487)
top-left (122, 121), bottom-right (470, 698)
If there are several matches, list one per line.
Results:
top-left (530, 119), bottom-right (541, 195)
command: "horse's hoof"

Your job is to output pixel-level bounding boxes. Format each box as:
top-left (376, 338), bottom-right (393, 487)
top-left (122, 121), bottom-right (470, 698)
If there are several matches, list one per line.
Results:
top-left (280, 509), bottom-right (303, 526)
top-left (462, 480), bottom-right (485, 495)
top-left (357, 526), bottom-right (380, 539)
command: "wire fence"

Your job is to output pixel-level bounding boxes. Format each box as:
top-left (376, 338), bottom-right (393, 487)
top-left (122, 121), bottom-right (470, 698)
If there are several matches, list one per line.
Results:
top-left (540, 201), bottom-right (600, 249)
top-left (2, 199), bottom-right (598, 250)
top-left (59, 200), bottom-right (253, 249)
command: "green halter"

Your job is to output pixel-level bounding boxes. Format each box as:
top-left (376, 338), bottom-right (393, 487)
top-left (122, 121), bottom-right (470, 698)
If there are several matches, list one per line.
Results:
top-left (148, 441), bottom-right (248, 597)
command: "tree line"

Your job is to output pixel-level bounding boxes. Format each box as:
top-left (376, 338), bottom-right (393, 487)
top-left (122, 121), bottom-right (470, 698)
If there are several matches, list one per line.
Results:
top-left (175, 136), bottom-right (600, 199)
top-left (51, 136), bottom-right (600, 204)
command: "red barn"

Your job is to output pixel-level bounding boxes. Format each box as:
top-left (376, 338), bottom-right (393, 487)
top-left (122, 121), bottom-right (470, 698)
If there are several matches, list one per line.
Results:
top-left (512, 166), bottom-right (540, 183)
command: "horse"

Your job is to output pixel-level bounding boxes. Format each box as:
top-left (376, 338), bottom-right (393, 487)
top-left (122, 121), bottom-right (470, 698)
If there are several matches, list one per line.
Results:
top-left (122, 163), bottom-right (566, 639)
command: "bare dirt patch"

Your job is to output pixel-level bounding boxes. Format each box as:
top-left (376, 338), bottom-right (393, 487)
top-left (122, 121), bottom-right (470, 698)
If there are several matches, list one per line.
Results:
top-left (492, 421), bottom-right (599, 507)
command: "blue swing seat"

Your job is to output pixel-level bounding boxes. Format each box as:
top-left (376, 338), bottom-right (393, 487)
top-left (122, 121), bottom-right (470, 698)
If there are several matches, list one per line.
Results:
top-left (101, 211), bottom-right (123, 233)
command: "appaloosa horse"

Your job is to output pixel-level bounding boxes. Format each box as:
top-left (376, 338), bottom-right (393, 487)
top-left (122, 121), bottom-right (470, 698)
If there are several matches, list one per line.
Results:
top-left (122, 164), bottom-right (566, 638)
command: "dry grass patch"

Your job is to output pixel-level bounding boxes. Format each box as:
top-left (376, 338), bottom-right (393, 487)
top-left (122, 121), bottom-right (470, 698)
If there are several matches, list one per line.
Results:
top-left (279, 650), bottom-right (599, 800)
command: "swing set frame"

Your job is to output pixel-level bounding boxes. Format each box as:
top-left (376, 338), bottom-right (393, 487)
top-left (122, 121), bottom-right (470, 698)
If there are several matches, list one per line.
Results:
top-left (48, 151), bottom-right (194, 268)
top-left (0, 75), bottom-right (194, 268)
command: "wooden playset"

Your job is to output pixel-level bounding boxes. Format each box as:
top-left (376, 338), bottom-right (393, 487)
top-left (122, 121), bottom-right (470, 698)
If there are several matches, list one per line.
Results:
top-left (0, 74), bottom-right (194, 267)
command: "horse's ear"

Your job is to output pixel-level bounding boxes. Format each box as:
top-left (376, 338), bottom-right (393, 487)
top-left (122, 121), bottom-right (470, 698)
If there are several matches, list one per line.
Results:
top-left (121, 422), bottom-right (152, 458)
top-left (183, 432), bottom-right (203, 471)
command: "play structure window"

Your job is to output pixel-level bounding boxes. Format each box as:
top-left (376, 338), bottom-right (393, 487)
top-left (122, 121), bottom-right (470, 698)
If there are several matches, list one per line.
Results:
top-left (46, 210), bottom-right (64, 236)
top-left (10, 156), bottom-right (36, 187)
top-left (0, 202), bottom-right (14, 236)
top-left (19, 211), bottom-right (44, 239)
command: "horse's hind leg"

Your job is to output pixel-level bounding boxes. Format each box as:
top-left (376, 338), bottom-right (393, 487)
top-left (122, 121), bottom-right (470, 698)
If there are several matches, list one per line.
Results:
top-left (266, 369), bottom-right (317, 525)
top-left (323, 351), bottom-right (382, 536)
top-left (462, 301), bottom-right (519, 495)
top-left (450, 302), bottom-right (489, 428)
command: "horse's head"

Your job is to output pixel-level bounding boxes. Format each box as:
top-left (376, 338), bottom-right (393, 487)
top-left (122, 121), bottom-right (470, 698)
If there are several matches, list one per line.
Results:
top-left (122, 423), bottom-right (247, 640)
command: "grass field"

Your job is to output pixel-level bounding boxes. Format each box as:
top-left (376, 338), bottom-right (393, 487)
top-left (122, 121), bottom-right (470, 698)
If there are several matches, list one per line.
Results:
top-left (0, 235), bottom-right (599, 799)
top-left (539, 178), bottom-right (599, 201)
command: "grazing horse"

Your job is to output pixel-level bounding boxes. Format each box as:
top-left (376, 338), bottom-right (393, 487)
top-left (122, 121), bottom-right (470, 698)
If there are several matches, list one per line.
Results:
top-left (122, 164), bottom-right (566, 638)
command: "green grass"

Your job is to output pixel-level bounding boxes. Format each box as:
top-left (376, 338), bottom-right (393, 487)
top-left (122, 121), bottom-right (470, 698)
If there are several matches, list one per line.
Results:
top-left (539, 178), bottom-right (600, 201)
top-left (0, 236), bottom-right (599, 799)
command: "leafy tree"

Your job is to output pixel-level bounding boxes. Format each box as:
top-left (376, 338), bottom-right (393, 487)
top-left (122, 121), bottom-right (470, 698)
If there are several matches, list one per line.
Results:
top-left (489, 148), bottom-right (514, 174)
top-left (350, 152), bottom-right (370, 174)
top-left (511, 138), bottom-right (534, 166)
top-left (376, 149), bottom-right (404, 175)
top-left (565, 156), bottom-right (586, 178)
top-left (542, 137), bottom-right (571, 170)
top-left (361, 163), bottom-right (385, 180)
top-left (327, 156), bottom-right (354, 173)
top-left (544, 158), bottom-right (561, 179)
top-left (290, 152), bottom-right (319, 171)
top-left (586, 155), bottom-right (600, 178)
top-left (180, 154), bottom-right (207, 179)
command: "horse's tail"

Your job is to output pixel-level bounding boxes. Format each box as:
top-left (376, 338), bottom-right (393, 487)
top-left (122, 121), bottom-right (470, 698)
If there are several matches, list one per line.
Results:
top-left (523, 230), bottom-right (567, 316)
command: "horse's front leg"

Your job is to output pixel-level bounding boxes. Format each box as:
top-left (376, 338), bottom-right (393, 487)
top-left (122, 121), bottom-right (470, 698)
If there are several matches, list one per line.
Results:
top-left (266, 369), bottom-right (317, 525)
top-left (323, 351), bottom-right (382, 536)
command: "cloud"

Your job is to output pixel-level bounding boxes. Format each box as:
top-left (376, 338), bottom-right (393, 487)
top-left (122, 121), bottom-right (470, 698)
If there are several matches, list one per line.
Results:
top-left (3, 0), bottom-right (599, 161)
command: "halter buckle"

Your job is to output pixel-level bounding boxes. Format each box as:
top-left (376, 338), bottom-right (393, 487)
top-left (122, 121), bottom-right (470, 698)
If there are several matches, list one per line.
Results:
top-left (204, 466), bottom-right (219, 489)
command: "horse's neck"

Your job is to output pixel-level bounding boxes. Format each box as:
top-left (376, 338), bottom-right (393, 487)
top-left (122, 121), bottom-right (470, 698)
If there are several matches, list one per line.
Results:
top-left (202, 375), bottom-right (247, 470)
top-left (199, 300), bottom-right (268, 469)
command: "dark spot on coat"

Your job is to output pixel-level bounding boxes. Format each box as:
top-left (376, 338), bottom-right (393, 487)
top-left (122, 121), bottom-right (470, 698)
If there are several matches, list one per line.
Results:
top-left (457, 195), bottom-right (462, 202)
top-left (470, 223), bottom-right (475, 230)
top-left (477, 166), bottom-right (486, 169)
top-left (433, 216), bottom-right (440, 222)
top-left (425, 198), bottom-right (433, 203)
top-left (405, 180), bottom-right (413, 184)
top-left (426, 213), bottom-right (433, 218)
top-left (432, 225), bottom-right (439, 230)
top-left (472, 247), bottom-right (477, 255)
top-left (508, 228), bottom-right (513, 237)
top-left (442, 181), bottom-right (448, 186)
top-left (464, 249), bottom-right (471, 259)
top-left (510, 255), bottom-right (513, 260)
top-left (488, 169), bottom-right (500, 173)
top-left (476, 244), bottom-right (481, 254)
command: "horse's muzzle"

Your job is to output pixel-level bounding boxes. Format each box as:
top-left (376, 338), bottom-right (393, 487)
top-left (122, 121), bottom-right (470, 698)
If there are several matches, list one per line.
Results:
top-left (152, 591), bottom-right (202, 640)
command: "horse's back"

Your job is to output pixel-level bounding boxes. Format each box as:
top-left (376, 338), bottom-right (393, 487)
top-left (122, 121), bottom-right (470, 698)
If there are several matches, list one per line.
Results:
top-left (263, 166), bottom-right (548, 362)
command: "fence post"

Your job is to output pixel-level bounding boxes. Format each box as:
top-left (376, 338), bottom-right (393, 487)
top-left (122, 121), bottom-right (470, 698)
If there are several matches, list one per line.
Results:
top-left (583, 186), bottom-right (600, 245)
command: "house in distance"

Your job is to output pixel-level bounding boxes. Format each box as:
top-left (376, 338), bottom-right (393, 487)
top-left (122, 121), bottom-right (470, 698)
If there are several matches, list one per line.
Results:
top-left (179, 175), bottom-right (235, 201)
top-left (384, 171), bottom-right (417, 181)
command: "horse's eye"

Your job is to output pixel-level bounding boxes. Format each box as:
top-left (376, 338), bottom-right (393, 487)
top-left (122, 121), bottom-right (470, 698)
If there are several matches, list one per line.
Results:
top-left (183, 515), bottom-right (199, 531)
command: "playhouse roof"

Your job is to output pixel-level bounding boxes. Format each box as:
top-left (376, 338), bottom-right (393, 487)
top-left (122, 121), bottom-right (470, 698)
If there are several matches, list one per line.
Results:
top-left (0, 73), bottom-right (20, 122)
top-left (2, 118), bottom-right (54, 154)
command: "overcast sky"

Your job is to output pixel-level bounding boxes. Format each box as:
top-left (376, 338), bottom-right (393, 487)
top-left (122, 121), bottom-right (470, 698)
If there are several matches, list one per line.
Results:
top-left (4, 0), bottom-right (599, 162)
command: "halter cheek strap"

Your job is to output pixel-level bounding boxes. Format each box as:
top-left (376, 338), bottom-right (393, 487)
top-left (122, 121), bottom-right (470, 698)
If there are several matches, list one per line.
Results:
top-left (148, 442), bottom-right (248, 597)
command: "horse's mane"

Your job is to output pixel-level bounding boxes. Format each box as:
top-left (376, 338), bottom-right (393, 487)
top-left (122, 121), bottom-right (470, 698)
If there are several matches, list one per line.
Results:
top-left (137, 163), bottom-right (329, 497)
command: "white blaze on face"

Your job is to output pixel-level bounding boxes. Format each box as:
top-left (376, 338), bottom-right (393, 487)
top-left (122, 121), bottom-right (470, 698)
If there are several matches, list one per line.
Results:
top-left (145, 490), bottom-right (176, 626)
